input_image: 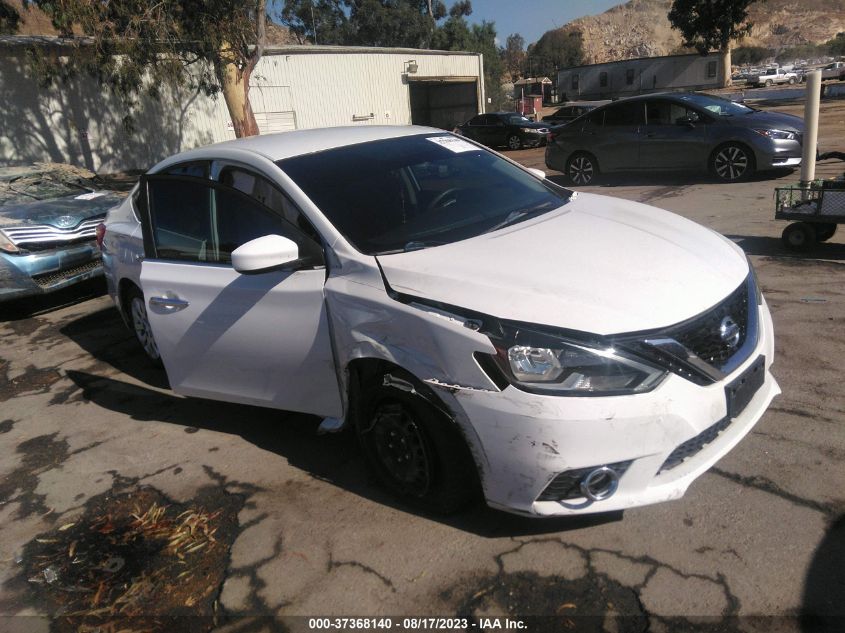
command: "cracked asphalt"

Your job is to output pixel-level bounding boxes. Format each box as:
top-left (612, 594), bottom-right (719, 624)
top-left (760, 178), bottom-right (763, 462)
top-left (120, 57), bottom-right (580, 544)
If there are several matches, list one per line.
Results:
top-left (1, 99), bottom-right (845, 632)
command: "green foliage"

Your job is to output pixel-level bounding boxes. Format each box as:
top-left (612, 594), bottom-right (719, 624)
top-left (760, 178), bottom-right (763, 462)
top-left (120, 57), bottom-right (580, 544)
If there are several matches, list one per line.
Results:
top-left (774, 34), bottom-right (845, 63)
top-left (277, 0), bottom-right (348, 44)
top-left (668, 0), bottom-right (755, 52)
top-left (526, 29), bottom-right (584, 76)
top-left (502, 33), bottom-right (526, 78)
top-left (733, 45), bottom-right (774, 65)
top-left (827, 32), bottom-right (845, 57)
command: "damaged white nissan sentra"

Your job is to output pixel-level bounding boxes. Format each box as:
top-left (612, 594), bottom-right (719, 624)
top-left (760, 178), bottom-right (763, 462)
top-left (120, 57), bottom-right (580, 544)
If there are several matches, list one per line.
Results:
top-left (103, 126), bottom-right (780, 517)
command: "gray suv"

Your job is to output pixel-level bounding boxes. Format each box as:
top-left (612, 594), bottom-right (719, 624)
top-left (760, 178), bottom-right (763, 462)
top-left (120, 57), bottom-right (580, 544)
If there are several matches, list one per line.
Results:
top-left (545, 93), bottom-right (805, 184)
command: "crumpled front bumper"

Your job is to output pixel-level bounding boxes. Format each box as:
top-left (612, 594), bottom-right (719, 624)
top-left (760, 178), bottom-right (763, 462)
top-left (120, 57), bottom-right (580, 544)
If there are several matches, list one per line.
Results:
top-left (430, 299), bottom-right (779, 517)
top-left (0, 243), bottom-right (103, 302)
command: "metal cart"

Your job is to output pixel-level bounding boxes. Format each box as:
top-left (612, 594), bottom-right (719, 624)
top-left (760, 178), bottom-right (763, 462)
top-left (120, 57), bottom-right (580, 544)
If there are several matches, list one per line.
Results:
top-left (775, 179), bottom-right (845, 249)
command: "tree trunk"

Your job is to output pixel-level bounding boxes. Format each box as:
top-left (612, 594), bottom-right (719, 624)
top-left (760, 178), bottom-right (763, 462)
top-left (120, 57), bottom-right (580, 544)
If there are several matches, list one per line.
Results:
top-left (219, 59), bottom-right (259, 138)
top-left (721, 44), bottom-right (732, 88)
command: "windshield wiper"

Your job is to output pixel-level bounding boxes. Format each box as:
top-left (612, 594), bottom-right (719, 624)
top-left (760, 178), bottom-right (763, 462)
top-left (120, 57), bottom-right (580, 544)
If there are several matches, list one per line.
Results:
top-left (403, 240), bottom-right (444, 252)
top-left (484, 203), bottom-right (555, 234)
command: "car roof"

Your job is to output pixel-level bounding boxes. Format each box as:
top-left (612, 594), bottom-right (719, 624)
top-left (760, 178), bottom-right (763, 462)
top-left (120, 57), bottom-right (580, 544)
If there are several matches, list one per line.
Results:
top-left (153, 125), bottom-right (444, 167)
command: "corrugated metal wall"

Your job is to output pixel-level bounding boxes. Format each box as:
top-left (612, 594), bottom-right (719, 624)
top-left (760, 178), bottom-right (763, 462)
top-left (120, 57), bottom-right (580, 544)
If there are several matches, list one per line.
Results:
top-left (0, 47), bottom-right (483, 172)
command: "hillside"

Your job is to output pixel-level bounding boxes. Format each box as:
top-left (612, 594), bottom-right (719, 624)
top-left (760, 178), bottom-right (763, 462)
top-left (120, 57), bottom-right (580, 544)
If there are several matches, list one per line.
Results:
top-left (549, 0), bottom-right (845, 64)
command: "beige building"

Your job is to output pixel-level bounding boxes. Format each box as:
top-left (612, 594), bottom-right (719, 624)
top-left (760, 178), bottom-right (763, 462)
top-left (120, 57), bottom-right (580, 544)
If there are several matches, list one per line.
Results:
top-left (0, 38), bottom-right (485, 172)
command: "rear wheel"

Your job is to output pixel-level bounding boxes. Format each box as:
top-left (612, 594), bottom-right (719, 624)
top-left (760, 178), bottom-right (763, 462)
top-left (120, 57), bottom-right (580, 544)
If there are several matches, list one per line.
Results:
top-left (711, 143), bottom-right (754, 182)
top-left (507, 134), bottom-right (523, 150)
top-left (765, 79), bottom-right (774, 87)
top-left (126, 285), bottom-right (162, 366)
top-left (356, 371), bottom-right (478, 514)
top-left (782, 222), bottom-right (817, 250)
top-left (566, 152), bottom-right (598, 185)
top-left (815, 223), bottom-right (837, 242)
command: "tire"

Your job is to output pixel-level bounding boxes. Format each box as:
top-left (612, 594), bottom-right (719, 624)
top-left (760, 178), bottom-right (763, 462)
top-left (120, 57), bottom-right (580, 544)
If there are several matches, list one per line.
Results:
top-left (711, 143), bottom-right (754, 182)
top-left (125, 284), bottom-right (162, 366)
top-left (788, 77), bottom-right (796, 85)
top-left (765, 79), bottom-right (774, 87)
top-left (356, 371), bottom-right (478, 514)
top-left (781, 222), bottom-right (817, 250)
top-left (566, 152), bottom-right (598, 185)
top-left (815, 223), bottom-right (837, 242)
top-left (507, 134), bottom-right (523, 150)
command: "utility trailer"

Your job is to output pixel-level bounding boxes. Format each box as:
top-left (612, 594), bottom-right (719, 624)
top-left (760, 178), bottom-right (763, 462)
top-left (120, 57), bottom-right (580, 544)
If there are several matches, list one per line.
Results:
top-left (775, 179), bottom-right (845, 249)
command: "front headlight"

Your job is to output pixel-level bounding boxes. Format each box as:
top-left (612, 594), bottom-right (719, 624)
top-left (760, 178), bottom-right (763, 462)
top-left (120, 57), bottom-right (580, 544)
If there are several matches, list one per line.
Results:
top-left (0, 229), bottom-right (19, 254)
top-left (753, 128), bottom-right (796, 140)
top-left (520, 127), bottom-right (538, 133)
top-left (491, 326), bottom-right (667, 395)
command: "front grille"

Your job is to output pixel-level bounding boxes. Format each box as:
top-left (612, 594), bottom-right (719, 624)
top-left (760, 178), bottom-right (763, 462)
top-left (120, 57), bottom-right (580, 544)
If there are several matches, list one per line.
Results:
top-left (671, 280), bottom-right (749, 367)
top-left (32, 260), bottom-right (101, 288)
top-left (3, 217), bottom-right (103, 248)
top-left (537, 461), bottom-right (632, 502)
top-left (658, 417), bottom-right (731, 474)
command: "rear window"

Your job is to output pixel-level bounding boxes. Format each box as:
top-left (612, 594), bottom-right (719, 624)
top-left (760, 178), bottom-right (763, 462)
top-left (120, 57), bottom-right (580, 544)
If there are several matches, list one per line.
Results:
top-left (277, 134), bottom-right (572, 255)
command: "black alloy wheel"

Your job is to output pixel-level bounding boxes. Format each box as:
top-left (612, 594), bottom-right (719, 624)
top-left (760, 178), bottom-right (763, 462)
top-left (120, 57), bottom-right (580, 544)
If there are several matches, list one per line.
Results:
top-left (712, 144), bottom-right (753, 182)
top-left (566, 152), bottom-right (597, 186)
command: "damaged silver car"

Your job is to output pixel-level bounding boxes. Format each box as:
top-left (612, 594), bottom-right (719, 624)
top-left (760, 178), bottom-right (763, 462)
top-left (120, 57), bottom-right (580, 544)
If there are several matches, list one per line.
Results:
top-left (103, 127), bottom-right (779, 517)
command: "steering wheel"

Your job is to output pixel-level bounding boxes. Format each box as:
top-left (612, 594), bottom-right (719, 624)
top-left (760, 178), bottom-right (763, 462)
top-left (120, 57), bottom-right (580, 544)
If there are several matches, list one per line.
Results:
top-left (426, 188), bottom-right (460, 213)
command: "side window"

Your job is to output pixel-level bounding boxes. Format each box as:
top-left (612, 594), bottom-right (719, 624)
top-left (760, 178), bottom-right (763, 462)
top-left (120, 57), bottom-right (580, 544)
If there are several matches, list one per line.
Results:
top-left (468, 114), bottom-right (485, 126)
top-left (645, 101), bottom-right (671, 125)
top-left (626, 68), bottom-right (635, 85)
top-left (217, 166), bottom-right (320, 241)
top-left (585, 109), bottom-right (604, 127)
top-left (143, 176), bottom-right (319, 266)
top-left (604, 102), bottom-right (643, 126)
top-left (162, 161), bottom-right (210, 178)
top-left (599, 71), bottom-right (608, 88)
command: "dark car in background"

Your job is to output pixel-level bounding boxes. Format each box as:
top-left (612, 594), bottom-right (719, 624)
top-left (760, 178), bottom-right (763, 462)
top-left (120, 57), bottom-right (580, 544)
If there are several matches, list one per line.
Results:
top-left (456, 112), bottom-right (549, 150)
top-left (0, 164), bottom-right (124, 303)
top-left (541, 102), bottom-right (602, 126)
top-left (545, 92), bottom-right (805, 185)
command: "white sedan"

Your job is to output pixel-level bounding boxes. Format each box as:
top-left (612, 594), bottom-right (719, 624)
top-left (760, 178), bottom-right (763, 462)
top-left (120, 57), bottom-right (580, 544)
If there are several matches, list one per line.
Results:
top-left (102, 126), bottom-right (779, 517)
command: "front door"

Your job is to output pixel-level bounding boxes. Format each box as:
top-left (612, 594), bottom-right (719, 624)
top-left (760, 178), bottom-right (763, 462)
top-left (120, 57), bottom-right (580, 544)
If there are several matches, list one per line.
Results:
top-left (640, 100), bottom-right (709, 170)
top-left (136, 173), bottom-right (342, 418)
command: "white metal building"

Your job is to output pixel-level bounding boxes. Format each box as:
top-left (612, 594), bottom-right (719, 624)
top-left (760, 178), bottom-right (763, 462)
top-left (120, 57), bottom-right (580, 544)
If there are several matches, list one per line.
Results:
top-left (557, 52), bottom-right (725, 101)
top-left (0, 38), bottom-right (485, 171)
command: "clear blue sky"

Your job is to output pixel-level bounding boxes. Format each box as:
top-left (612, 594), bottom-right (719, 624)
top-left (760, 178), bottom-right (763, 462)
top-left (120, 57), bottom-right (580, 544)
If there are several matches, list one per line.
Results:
top-left (466, 0), bottom-right (623, 46)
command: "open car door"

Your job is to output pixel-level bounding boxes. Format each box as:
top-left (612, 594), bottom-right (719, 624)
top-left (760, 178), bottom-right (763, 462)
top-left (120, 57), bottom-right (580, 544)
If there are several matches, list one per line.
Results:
top-left (135, 173), bottom-right (342, 418)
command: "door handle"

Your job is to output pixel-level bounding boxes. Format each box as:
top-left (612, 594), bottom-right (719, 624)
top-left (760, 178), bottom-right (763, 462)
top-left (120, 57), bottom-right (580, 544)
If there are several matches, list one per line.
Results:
top-left (149, 295), bottom-right (190, 311)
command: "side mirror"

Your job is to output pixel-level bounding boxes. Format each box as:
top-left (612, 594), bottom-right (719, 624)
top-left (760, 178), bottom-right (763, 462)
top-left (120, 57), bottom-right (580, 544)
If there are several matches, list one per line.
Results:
top-left (527, 167), bottom-right (546, 180)
top-left (232, 234), bottom-right (300, 274)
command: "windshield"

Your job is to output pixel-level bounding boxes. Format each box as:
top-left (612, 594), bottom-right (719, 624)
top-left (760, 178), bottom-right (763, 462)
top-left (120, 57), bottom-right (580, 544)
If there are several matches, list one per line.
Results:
top-left (507, 115), bottom-right (534, 125)
top-left (277, 134), bottom-right (572, 255)
top-left (676, 93), bottom-right (754, 116)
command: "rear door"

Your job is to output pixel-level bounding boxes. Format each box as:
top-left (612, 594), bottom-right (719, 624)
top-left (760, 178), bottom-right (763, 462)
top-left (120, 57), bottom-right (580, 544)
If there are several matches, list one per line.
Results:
top-left (592, 101), bottom-right (644, 171)
top-left (136, 172), bottom-right (342, 417)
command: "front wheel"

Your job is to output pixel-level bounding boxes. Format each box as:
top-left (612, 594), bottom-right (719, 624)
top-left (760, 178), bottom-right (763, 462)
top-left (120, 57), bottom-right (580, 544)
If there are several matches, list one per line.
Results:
top-left (566, 152), bottom-right (598, 185)
top-left (356, 372), bottom-right (478, 513)
top-left (788, 77), bottom-right (796, 85)
top-left (711, 144), bottom-right (754, 182)
top-left (507, 134), bottom-right (523, 150)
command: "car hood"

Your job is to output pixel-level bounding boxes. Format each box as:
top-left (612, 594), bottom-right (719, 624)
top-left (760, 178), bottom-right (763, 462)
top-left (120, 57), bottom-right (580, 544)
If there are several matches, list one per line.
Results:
top-left (0, 192), bottom-right (124, 228)
top-left (737, 110), bottom-right (804, 133)
top-left (376, 193), bottom-right (749, 335)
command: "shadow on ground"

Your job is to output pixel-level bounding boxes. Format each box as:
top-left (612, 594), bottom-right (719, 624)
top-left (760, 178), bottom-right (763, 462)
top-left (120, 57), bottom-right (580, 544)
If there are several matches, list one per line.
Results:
top-left (802, 514), bottom-right (845, 632)
top-left (0, 278), bottom-right (106, 321)
top-left (62, 366), bottom-right (621, 539)
top-left (546, 168), bottom-right (796, 189)
top-left (726, 234), bottom-right (845, 263)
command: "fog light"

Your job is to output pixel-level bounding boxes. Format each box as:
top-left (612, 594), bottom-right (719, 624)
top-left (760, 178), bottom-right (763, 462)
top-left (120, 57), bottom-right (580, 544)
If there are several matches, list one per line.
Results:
top-left (580, 466), bottom-right (620, 501)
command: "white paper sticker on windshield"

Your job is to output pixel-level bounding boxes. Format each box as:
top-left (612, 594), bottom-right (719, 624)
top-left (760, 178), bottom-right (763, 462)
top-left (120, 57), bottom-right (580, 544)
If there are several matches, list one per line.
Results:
top-left (74, 191), bottom-right (107, 200)
top-left (427, 136), bottom-right (478, 153)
